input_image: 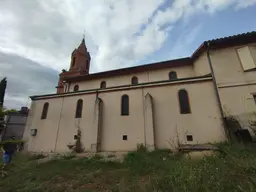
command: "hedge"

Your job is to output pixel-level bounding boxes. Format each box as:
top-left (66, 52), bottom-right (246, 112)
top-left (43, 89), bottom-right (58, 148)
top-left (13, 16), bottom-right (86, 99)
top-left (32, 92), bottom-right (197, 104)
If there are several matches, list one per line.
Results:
top-left (0, 140), bottom-right (25, 147)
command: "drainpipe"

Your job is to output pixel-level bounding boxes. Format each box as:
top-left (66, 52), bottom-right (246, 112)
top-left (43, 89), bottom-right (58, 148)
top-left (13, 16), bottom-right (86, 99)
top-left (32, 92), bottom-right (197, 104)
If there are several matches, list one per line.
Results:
top-left (205, 42), bottom-right (231, 141)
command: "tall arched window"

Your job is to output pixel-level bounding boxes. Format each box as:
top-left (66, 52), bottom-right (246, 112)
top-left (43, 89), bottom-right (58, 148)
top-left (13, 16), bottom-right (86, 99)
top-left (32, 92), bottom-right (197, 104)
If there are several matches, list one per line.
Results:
top-left (169, 71), bottom-right (177, 80)
top-left (41, 102), bottom-right (49, 119)
top-left (74, 84), bottom-right (79, 92)
top-left (131, 76), bottom-right (138, 85)
top-left (121, 94), bottom-right (129, 116)
top-left (100, 81), bottom-right (106, 89)
top-left (86, 60), bottom-right (89, 70)
top-left (178, 89), bottom-right (191, 114)
top-left (75, 99), bottom-right (83, 118)
top-left (72, 57), bottom-right (76, 67)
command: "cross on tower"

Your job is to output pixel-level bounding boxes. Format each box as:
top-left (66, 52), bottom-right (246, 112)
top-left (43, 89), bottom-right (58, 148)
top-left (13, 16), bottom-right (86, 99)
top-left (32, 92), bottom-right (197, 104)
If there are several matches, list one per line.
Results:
top-left (83, 30), bottom-right (86, 39)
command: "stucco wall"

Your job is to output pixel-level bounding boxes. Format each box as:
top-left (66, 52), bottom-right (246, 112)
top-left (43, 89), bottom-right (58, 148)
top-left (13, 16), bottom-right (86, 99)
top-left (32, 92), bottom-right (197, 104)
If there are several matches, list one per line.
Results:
top-left (218, 85), bottom-right (256, 135)
top-left (144, 81), bottom-right (225, 149)
top-left (24, 79), bottom-right (226, 153)
top-left (209, 44), bottom-right (256, 86)
top-left (209, 44), bottom-right (256, 114)
top-left (250, 45), bottom-right (256, 64)
top-left (193, 52), bottom-right (211, 76)
top-left (208, 44), bottom-right (256, 134)
top-left (24, 98), bottom-right (63, 152)
top-left (219, 85), bottom-right (256, 116)
top-left (55, 94), bottom-right (97, 152)
top-left (99, 89), bottom-right (145, 151)
top-left (68, 65), bottom-right (195, 92)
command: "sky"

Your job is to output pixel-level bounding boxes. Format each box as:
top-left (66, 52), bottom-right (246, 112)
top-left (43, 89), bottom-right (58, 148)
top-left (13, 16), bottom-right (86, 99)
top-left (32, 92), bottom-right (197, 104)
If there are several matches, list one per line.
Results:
top-left (0, 0), bottom-right (256, 109)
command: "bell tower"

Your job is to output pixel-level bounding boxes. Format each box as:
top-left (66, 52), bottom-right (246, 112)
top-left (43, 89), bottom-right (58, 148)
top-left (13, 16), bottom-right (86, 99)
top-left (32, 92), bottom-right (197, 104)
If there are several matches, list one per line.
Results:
top-left (69, 38), bottom-right (91, 73)
top-left (56, 38), bottom-right (91, 94)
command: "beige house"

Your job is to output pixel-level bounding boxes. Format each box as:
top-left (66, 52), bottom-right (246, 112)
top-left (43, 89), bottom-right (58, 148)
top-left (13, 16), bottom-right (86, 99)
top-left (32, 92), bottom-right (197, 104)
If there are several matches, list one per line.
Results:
top-left (23, 32), bottom-right (256, 153)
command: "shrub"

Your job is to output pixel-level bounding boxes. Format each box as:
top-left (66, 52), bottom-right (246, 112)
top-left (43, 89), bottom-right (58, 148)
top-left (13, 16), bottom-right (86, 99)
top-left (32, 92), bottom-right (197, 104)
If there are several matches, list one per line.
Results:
top-left (136, 144), bottom-right (147, 153)
top-left (0, 139), bottom-right (25, 147)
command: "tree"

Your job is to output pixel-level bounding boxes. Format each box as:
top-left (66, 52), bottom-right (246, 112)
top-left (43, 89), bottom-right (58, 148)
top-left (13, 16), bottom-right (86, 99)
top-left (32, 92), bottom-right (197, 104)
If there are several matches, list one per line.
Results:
top-left (0, 107), bottom-right (6, 118)
top-left (6, 109), bottom-right (17, 113)
top-left (0, 107), bottom-right (17, 118)
top-left (0, 77), bottom-right (7, 108)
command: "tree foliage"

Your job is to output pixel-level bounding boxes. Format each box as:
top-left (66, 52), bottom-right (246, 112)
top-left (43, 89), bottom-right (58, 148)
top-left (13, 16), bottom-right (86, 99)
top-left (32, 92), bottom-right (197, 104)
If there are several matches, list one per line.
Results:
top-left (0, 107), bottom-right (17, 118)
top-left (0, 77), bottom-right (7, 108)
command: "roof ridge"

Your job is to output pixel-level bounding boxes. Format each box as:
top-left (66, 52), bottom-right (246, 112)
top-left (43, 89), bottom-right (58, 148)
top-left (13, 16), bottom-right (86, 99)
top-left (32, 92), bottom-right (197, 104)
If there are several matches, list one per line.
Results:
top-left (207, 31), bottom-right (256, 43)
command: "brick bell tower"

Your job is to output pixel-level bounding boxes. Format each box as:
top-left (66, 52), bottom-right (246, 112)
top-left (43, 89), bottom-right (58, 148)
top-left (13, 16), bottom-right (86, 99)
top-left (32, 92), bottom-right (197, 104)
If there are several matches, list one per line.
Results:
top-left (56, 38), bottom-right (91, 93)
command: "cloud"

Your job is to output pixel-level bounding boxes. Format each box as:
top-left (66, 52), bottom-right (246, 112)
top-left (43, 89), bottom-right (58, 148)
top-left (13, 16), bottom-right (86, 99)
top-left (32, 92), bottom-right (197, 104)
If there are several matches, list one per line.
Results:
top-left (168, 24), bottom-right (203, 59)
top-left (0, 51), bottom-right (58, 109)
top-left (1, 0), bottom-right (254, 72)
top-left (236, 0), bottom-right (256, 9)
top-left (0, 0), bottom-right (255, 108)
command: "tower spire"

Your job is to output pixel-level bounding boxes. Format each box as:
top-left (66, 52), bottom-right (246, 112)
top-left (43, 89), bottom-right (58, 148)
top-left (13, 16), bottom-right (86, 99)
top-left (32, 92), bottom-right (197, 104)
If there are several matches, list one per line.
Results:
top-left (56, 36), bottom-right (91, 94)
top-left (77, 37), bottom-right (87, 53)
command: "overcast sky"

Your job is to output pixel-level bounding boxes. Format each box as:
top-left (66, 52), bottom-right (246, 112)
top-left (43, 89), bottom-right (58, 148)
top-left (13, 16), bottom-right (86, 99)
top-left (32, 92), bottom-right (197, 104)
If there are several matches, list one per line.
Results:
top-left (0, 0), bottom-right (256, 109)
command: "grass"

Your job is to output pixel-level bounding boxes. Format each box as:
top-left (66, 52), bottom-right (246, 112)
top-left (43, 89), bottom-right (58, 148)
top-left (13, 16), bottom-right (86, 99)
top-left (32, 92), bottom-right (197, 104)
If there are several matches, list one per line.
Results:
top-left (1, 143), bottom-right (256, 191)
top-left (27, 154), bottom-right (46, 161)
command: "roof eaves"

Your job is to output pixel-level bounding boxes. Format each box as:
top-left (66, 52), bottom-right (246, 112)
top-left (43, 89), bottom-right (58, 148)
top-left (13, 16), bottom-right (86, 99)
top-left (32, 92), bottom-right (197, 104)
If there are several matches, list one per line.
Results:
top-left (192, 31), bottom-right (256, 59)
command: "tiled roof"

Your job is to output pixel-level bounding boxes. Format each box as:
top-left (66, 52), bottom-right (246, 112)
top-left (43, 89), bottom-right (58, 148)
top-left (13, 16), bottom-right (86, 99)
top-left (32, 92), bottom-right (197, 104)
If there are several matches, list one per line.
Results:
top-left (208, 31), bottom-right (256, 43)
top-left (192, 31), bottom-right (256, 58)
top-left (64, 57), bottom-right (192, 82)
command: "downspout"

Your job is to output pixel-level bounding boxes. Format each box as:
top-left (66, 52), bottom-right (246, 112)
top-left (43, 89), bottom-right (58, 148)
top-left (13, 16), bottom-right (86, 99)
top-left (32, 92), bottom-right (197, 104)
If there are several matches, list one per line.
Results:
top-left (205, 42), bottom-right (230, 141)
top-left (95, 89), bottom-right (99, 124)
top-left (142, 88), bottom-right (146, 147)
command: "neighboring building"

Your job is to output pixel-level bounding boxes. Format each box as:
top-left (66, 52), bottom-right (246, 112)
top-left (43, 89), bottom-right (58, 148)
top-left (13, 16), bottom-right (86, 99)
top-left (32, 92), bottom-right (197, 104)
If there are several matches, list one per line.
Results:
top-left (1, 107), bottom-right (29, 141)
top-left (23, 32), bottom-right (256, 153)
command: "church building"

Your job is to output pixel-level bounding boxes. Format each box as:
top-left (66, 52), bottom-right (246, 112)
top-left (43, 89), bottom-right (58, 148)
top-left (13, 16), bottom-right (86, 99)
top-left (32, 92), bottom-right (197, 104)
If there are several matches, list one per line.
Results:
top-left (23, 32), bottom-right (256, 153)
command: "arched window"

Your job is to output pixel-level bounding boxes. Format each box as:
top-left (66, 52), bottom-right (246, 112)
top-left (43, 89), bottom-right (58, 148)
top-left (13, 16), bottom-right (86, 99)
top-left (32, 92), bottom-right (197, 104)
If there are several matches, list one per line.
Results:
top-left (86, 60), bottom-right (89, 70)
top-left (72, 57), bottom-right (76, 67)
top-left (169, 71), bottom-right (177, 80)
top-left (74, 84), bottom-right (79, 92)
top-left (131, 76), bottom-right (138, 85)
top-left (121, 94), bottom-right (129, 116)
top-left (41, 102), bottom-right (49, 119)
top-left (75, 99), bottom-right (83, 118)
top-left (178, 89), bottom-right (191, 114)
top-left (100, 81), bottom-right (106, 89)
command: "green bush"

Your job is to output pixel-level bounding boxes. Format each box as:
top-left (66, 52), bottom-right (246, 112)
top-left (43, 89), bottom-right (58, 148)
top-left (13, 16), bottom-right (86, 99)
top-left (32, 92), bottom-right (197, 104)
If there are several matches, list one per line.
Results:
top-left (0, 140), bottom-right (25, 147)
top-left (136, 143), bottom-right (147, 153)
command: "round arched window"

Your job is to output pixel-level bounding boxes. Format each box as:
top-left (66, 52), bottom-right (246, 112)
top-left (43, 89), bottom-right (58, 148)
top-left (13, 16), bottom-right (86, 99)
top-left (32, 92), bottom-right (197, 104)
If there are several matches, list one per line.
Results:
top-left (100, 81), bottom-right (106, 89)
top-left (169, 71), bottom-right (177, 80)
top-left (131, 76), bottom-right (138, 85)
top-left (74, 84), bottom-right (79, 92)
